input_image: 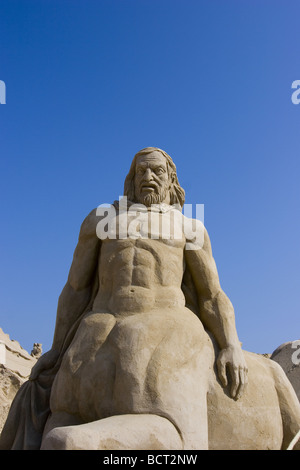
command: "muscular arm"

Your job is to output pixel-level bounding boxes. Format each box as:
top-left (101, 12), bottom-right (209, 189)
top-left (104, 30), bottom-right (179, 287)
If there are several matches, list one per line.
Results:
top-left (184, 225), bottom-right (239, 349)
top-left (184, 220), bottom-right (248, 399)
top-left (30, 209), bottom-right (100, 379)
top-left (52, 208), bottom-right (101, 350)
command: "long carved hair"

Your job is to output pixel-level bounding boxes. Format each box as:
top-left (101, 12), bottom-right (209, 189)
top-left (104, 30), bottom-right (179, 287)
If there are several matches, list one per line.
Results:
top-left (123, 147), bottom-right (185, 207)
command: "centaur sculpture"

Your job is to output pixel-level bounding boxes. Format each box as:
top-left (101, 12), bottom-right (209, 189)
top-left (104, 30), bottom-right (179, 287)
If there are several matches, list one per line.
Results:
top-left (1, 147), bottom-right (299, 450)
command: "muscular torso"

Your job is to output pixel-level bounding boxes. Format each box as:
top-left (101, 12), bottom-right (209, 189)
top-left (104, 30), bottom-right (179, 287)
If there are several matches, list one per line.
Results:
top-left (92, 236), bottom-right (186, 315)
top-left (92, 207), bottom-right (189, 314)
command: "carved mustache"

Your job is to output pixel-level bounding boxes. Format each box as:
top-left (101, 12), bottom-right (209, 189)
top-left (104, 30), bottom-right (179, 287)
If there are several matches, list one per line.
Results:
top-left (140, 182), bottom-right (159, 191)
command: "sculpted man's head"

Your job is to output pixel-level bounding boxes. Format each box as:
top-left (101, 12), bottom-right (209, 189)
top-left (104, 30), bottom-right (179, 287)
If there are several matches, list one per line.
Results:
top-left (124, 147), bottom-right (185, 207)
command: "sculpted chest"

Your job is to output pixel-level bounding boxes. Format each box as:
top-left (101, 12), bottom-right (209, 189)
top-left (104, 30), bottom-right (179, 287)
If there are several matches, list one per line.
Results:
top-left (96, 204), bottom-right (187, 247)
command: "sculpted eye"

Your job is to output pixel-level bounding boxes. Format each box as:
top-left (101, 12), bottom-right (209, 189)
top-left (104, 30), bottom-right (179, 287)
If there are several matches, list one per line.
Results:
top-left (155, 167), bottom-right (165, 175)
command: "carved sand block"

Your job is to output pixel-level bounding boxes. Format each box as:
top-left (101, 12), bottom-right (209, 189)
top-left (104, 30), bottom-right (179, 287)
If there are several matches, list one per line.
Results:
top-left (1, 148), bottom-right (300, 450)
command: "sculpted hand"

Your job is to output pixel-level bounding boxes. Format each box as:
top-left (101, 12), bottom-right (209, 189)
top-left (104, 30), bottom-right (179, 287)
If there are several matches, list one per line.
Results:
top-left (216, 345), bottom-right (248, 400)
top-left (29, 349), bottom-right (60, 381)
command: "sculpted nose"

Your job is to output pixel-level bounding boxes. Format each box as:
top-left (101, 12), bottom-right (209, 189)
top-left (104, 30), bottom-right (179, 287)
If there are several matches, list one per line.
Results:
top-left (143, 168), bottom-right (154, 181)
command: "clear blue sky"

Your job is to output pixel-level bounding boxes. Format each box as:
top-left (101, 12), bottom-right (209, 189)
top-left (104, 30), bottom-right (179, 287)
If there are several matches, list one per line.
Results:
top-left (0, 0), bottom-right (299, 355)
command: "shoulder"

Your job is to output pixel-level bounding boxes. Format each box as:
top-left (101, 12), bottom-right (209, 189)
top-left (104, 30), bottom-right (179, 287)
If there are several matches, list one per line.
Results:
top-left (79, 208), bottom-right (99, 238)
top-left (181, 214), bottom-right (210, 252)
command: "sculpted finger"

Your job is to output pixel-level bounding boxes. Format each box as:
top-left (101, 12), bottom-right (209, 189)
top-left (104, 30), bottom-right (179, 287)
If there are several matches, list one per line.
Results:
top-left (236, 365), bottom-right (249, 399)
top-left (217, 358), bottom-right (227, 387)
top-left (235, 368), bottom-right (246, 400)
top-left (229, 366), bottom-right (239, 398)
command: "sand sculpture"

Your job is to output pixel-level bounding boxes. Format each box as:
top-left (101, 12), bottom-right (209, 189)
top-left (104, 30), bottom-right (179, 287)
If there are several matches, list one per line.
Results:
top-left (1, 147), bottom-right (300, 450)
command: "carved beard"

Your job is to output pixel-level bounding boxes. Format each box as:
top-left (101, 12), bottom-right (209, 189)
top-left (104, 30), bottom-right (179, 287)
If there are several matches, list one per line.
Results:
top-left (142, 188), bottom-right (168, 207)
top-left (136, 186), bottom-right (168, 207)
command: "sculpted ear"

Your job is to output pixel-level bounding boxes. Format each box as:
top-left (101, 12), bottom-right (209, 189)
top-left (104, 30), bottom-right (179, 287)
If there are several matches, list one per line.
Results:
top-left (169, 171), bottom-right (176, 187)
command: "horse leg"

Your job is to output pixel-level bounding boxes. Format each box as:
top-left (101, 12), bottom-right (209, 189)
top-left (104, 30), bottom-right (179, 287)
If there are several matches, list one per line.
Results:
top-left (269, 359), bottom-right (300, 449)
top-left (40, 413), bottom-right (183, 450)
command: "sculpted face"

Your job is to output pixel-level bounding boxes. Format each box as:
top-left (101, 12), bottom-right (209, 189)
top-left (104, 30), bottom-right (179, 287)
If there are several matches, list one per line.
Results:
top-left (134, 151), bottom-right (171, 206)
